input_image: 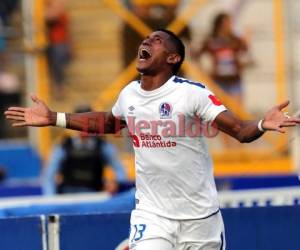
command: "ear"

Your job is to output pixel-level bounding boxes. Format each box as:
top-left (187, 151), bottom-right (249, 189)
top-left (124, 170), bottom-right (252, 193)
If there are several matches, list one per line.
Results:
top-left (167, 53), bottom-right (181, 65)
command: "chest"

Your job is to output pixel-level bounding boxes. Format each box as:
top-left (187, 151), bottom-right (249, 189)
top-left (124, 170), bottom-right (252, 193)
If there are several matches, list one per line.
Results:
top-left (123, 92), bottom-right (187, 121)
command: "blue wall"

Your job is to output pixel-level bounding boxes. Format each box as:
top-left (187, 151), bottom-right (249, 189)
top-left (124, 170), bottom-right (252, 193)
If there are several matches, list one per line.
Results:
top-left (223, 206), bottom-right (300, 250)
top-left (0, 142), bottom-right (41, 178)
top-left (60, 213), bottom-right (130, 250)
top-left (57, 206), bottom-right (300, 250)
top-left (1, 206), bottom-right (300, 250)
top-left (0, 216), bottom-right (45, 250)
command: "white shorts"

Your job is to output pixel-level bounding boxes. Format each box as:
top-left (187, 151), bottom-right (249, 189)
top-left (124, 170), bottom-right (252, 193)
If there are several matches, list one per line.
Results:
top-left (129, 209), bottom-right (225, 250)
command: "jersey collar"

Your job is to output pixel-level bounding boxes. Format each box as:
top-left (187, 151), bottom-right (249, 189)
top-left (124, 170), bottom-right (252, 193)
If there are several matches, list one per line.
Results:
top-left (137, 75), bottom-right (176, 96)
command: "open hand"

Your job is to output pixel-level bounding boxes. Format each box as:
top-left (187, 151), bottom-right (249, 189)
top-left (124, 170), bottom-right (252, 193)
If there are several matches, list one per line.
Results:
top-left (4, 95), bottom-right (55, 127)
top-left (263, 100), bottom-right (300, 133)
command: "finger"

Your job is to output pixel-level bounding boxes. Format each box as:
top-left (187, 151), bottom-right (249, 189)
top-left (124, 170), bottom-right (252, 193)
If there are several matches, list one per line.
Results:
top-left (276, 127), bottom-right (286, 133)
top-left (31, 94), bottom-right (42, 104)
top-left (282, 118), bottom-right (300, 124)
top-left (289, 118), bottom-right (300, 123)
top-left (7, 107), bottom-right (25, 112)
top-left (282, 120), bottom-right (298, 125)
top-left (31, 94), bottom-right (47, 107)
top-left (12, 122), bottom-right (27, 127)
top-left (6, 115), bottom-right (25, 121)
top-left (4, 111), bottom-right (24, 117)
top-left (280, 122), bottom-right (298, 127)
top-left (277, 100), bottom-right (290, 110)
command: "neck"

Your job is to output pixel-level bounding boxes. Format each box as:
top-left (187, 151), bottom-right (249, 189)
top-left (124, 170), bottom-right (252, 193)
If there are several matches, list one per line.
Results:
top-left (140, 72), bottom-right (174, 91)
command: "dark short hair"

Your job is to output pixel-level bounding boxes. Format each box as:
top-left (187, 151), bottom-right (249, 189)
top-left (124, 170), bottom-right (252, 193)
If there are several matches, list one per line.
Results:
top-left (212, 12), bottom-right (230, 37)
top-left (157, 29), bottom-right (185, 74)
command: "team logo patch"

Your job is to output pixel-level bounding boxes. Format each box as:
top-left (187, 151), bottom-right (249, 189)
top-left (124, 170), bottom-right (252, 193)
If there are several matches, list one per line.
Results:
top-left (159, 102), bottom-right (172, 119)
top-left (209, 94), bottom-right (222, 106)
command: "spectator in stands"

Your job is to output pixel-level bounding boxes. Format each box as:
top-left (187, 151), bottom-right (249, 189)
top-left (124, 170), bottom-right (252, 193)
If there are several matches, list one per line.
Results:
top-left (0, 0), bottom-right (19, 25)
top-left (0, 19), bottom-right (6, 63)
top-left (0, 61), bottom-right (21, 138)
top-left (192, 12), bottom-right (252, 147)
top-left (45, 0), bottom-right (71, 99)
top-left (0, 167), bottom-right (6, 182)
top-left (192, 12), bottom-right (251, 105)
top-left (43, 105), bottom-right (127, 195)
top-left (0, 1), bottom-right (22, 138)
top-left (0, 0), bottom-right (19, 61)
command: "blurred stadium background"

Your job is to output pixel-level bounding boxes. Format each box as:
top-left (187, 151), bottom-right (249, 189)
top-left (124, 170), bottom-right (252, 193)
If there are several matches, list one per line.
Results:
top-left (0, 0), bottom-right (300, 249)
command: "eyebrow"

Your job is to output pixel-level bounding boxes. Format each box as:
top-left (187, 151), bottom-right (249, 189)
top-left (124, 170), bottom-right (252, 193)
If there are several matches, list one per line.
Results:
top-left (153, 34), bottom-right (165, 39)
top-left (144, 34), bottom-right (164, 40)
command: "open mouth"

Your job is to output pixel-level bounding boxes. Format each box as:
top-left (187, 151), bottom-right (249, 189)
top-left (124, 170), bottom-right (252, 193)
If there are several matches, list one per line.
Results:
top-left (139, 47), bottom-right (152, 60)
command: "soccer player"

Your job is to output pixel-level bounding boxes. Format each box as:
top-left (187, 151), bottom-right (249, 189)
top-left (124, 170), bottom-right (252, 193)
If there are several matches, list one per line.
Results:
top-left (4, 29), bottom-right (300, 250)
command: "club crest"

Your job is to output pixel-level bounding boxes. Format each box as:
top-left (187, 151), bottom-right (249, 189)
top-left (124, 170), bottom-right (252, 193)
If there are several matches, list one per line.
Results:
top-left (159, 102), bottom-right (172, 119)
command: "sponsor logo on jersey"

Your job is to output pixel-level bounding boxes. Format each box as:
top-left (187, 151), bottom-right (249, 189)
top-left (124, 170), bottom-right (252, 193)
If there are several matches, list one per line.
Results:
top-left (159, 102), bottom-right (172, 119)
top-left (128, 106), bottom-right (135, 115)
top-left (129, 133), bottom-right (177, 148)
top-left (128, 106), bottom-right (135, 111)
top-left (139, 133), bottom-right (177, 148)
top-left (130, 134), bottom-right (140, 147)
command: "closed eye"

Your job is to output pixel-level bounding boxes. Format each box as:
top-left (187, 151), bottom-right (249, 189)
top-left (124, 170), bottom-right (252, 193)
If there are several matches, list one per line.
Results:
top-left (154, 37), bottom-right (162, 44)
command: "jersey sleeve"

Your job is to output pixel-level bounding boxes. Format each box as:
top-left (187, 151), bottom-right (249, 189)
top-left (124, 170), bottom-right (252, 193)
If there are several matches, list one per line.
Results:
top-left (111, 92), bottom-right (125, 120)
top-left (190, 87), bottom-right (227, 122)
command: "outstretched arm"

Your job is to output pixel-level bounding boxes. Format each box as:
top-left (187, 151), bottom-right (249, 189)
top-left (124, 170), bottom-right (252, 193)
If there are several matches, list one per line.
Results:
top-left (4, 95), bottom-right (125, 134)
top-left (65, 111), bottom-right (124, 134)
top-left (215, 100), bottom-right (300, 143)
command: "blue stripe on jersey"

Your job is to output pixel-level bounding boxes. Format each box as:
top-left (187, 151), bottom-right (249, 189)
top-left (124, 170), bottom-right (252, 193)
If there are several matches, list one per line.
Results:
top-left (173, 76), bottom-right (205, 88)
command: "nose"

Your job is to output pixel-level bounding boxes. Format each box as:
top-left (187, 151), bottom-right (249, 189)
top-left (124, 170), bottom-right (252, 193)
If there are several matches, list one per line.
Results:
top-left (142, 37), bottom-right (151, 46)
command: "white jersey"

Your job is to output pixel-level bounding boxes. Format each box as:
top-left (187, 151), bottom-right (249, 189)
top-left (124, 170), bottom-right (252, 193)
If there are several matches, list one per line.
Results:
top-left (112, 75), bottom-right (227, 219)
